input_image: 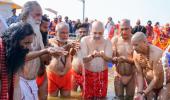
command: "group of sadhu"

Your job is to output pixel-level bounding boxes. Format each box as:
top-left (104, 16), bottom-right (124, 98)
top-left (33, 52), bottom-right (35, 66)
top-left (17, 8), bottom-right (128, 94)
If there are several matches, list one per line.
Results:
top-left (1, 1), bottom-right (170, 100)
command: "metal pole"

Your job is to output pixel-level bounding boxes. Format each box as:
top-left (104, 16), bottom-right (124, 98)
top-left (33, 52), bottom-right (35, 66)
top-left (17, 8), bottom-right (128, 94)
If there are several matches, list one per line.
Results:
top-left (83, 0), bottom-right (85, 22)
top-left (78, 0), bottom-right (85, 22)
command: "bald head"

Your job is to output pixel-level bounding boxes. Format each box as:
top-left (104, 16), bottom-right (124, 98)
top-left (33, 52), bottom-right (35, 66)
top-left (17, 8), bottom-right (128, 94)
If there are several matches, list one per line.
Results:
top-left (91, 21), bottom-right (104, 34)
top-left (136, 19), bottom-right (141, 25)
top-left (131, 32), bottom-right (147, 43)
top-left (120, 19), bottom-right (131, 28)
top-left (120, 19), bottom-right (131, 39)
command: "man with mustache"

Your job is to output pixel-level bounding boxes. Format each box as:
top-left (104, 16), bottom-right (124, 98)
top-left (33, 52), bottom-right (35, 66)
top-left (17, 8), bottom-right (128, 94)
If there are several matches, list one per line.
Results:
top-left (111, 19), bottom-right (136, 100)
top-left (132, 32), bottom-right (170, 100)
top-left (47, 22), bottom-right (78, 97)
top-left (36, 15), bottom-right (50, 100)
top-left (72, 23), bottom-right (89, 92)
top-left (81, 21), bottom-right (113, 99)
top-left (0, 22), bottom-right (34, 100)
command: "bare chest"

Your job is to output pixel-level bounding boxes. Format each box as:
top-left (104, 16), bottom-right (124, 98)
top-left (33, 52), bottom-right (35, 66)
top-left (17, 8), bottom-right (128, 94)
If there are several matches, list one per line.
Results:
top-left (49, 57), bottom-right (67, 72)
top-left (88, 41), bottom-right (106, 53)
top-left (116, 42), bottom-right (133, 56)
top-left (137, 55), bottom-right (154, 79)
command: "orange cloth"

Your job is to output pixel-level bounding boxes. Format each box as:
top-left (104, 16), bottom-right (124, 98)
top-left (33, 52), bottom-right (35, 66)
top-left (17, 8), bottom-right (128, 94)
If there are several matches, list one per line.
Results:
top-left (46, 69), bottom-right (72, 93)
top-left (72, 69), bottom-right (83, 89)
top-left (36, 72), bottom-right (46, 87)
top-left (154, 38), bottom-right (170, 50)
top-left (108, 26), bottom-right (114, 40)
top-left (147, 36), bottom-right (153, 44)
top-left (82, 69), bottom-right (108, 98)
top-left (153, 26), bottom-right (161, 39)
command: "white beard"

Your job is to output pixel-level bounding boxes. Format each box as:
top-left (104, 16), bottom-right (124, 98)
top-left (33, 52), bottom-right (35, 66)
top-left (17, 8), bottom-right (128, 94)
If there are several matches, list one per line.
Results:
top-left (58, 38), bottom-right (67, 43)
top-left (26, 16), bottom-right (44, 49)
top-left (55, 36), bottom-right (68, 43)
top-left (26, 15), bottom-right (41, 25)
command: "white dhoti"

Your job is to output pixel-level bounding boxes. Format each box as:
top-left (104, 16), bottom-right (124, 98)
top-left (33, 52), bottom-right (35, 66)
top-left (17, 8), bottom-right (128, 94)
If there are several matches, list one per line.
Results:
top-left (19, 77), bottom-right (38, 100)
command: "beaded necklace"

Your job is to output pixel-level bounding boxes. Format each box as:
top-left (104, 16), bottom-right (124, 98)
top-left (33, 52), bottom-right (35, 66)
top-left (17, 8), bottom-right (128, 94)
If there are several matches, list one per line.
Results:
top-left (139, 45), bottom-right (153, 71)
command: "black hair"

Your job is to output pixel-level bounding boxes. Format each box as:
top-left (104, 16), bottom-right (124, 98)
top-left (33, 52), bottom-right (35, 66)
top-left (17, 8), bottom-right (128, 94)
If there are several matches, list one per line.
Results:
top-left (41, 15), bottom-right (50, 23)
top-left (1, 22), bottom-right (34, 75)
top-left (76, 23), bottom-right (89, 30)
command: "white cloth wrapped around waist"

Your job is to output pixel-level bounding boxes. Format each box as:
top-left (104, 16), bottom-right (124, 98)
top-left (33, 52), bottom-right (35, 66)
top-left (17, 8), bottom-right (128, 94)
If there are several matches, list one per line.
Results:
top-left (19, 77), bottom-right (38, 100)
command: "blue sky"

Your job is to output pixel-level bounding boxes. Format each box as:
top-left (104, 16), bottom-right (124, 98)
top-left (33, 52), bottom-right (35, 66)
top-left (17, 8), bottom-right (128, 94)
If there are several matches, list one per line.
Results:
top-left (14, 0), bottom-right (170, 26)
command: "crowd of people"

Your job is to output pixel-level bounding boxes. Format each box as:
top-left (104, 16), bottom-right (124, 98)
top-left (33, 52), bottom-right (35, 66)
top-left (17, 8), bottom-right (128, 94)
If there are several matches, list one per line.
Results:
top-left (1, 1), bottom-right (170, 100)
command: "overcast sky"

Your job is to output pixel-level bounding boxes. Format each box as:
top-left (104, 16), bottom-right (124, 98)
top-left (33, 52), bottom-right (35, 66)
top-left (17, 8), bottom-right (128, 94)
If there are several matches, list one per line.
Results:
top-left (14, 0), bottom-right (170, 26)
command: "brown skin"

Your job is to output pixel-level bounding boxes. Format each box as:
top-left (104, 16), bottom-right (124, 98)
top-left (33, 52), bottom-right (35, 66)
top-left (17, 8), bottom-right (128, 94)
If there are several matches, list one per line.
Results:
top-left (132, 34), bottom-right (170, 100)
top-left (111, 20), bottom-right (135, 100)
top-left (48, 26), bottom-right (73, 97)
top-left (81, 21), bottom-right (113, 72)
top-left (72, 58), bottom-right (83, 91)
top-left (72, 27), bottom-right (88, 91)
top-left (20, 5), bottom-right (44, 80)
top-left (37, 74), bottom-right (48, 100)
top-left (37, 20), bottom-right (50, 100)
top-left (14, 5), bottom-right (66, 100)
top-left (19, 35), bottom-right (34, 50)
top-left (80, 21), bottom-right (112, 99)
top-left (47, 55), bottom-right (72, 97)
top-left (13, 34), bottom-right (34, 100)
top-left (40, 21), bottom-right (49, 33)
top-left (19, 5), bottom-right (64, 80)
top-left (29, 5), bottom-right (42, 24)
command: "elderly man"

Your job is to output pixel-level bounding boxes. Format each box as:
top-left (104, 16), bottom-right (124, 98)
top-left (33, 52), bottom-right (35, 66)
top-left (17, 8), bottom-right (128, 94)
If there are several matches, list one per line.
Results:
top-left (132, 19), bottom-right (146, 34)
top-left (81, 21), bottom-right (113, 99)
top-left (36, 15), bottom-right (50, 100)
top-left (47, 22), bottom-right (78, 97)
top-left (72, 23), bottom-right (89, 92)
top-left (0, 22), bottom-right (34, 100)
top-left (14, 1), bottom-right (66, 100)
top-left (132, 32), bottom-right (170, 100)
top-left (111, 19), bottom-right (135, 100)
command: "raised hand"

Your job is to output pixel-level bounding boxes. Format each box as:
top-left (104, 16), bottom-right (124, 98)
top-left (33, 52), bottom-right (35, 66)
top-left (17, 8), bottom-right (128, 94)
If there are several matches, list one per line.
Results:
top-left (117, 56), bottom-right (126, 63)
top-left (63, 41), bottom-right (80, 53)
top-left (47, 47), bottom-right (68, 56)
top-left (92, 50), bottom-right (101, 57)
top-left (99, 50), bottom-right (105, 57)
